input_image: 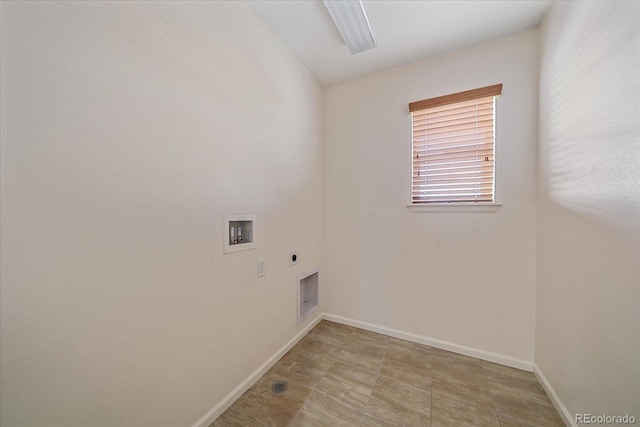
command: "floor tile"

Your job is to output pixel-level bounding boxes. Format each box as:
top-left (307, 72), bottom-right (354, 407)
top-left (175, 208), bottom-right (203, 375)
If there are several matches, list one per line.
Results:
top-left (289, 390), bottom-right (364, 427)
top-left (343, 332), bottom-right (389, 366)
top-left (431, 394), bottom-right (499, 427)
top-left (364, 374), bottom-right (431, 425)
top-left (389, 337), bottom-right (432, 357)
top-left (294, 332), bottom-right (343, 358)
top-left (490, 388), bottom-right (565, 426)
top-left (497, 416), bottom-right (541, 427)
top-left (230, 374), bottom-right (269, 411)
top-left (361, 410), bottom-right (431, 427)
top-left (431, 377), bottom-right (494, 412)
top-left (315, 350), bottom-right (380, 411)
top-left (268, 346), bottom-right (335, 388)
top-left (431, 349), bottom-right (485, 386)
top-left (234, 372), bottom-right (312, 426)
top-left (350, 327), bottom-right (391, 347)
top-left (310, 320), bottom-right (355, 340)
top-left (208, 407), bottom-right (264, 427)
top-left (378, 338), bottom-right (431, 391)
top-left (431, 348), bottom-right (484, 368)
top-left (481, 361), bottom-right (550, 404)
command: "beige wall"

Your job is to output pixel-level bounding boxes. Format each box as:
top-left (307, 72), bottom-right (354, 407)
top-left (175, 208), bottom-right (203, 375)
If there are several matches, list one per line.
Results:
top-left (323, 29), bottom-right (539, 363)
top-left (537, 0), bottom-right (640, 420)
top-left (0, 2), bottom-right (323, 426)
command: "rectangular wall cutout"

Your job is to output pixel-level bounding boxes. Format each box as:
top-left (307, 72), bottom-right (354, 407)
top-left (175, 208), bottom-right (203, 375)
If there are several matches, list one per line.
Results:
top-left (224, 214), bottom-right (256, 253)
top-left (297, 268), bottom-right (319, 324)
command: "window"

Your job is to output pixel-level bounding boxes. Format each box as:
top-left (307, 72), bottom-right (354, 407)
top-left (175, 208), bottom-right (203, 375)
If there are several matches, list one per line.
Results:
top-left (409, 84), bottom-right (502, 205)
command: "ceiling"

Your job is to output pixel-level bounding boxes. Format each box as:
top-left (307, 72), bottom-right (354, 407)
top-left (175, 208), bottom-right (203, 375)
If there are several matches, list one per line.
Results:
top-left (247, 0), bottom-right (553, 88)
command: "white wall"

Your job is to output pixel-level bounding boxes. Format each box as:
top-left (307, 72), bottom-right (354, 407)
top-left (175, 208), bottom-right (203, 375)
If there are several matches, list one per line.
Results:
top-left (537, 0), bottom-right (640, 420)
top-left (0, 2), bottom-right (323, 426)
top-left (323, 29), bottom-right (539, 363)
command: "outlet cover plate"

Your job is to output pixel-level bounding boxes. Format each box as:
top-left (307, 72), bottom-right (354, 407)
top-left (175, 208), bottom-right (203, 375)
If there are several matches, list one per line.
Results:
top-left (257, 258), bottom-right (266, 277)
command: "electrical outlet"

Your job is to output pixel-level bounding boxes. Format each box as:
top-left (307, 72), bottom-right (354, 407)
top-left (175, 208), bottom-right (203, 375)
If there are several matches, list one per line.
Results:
top-left (289, 251), bottom-right (299, 266)
top-left (257, 258), bottom-right (266, 277)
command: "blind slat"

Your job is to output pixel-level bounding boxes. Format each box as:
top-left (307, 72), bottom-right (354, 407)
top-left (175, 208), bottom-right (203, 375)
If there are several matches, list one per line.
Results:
top-left (413, 171), bottom-right (494, 182)
top-left (413, 139), bottom-right (493, 152)
top-left (413, 194), bottom-right (494, 199)
top-left (413, 176), bottom-right (494, 184)
top-left (412, 186), bottom-right (494, 193)
top-left (412, 102), bottom-right (494, 120)
top-left (413, 119), bottom-right (494, 136)
top-left (414, 161), bottom-right (494, 173)
top-left (413, 108), bottom-right (494, 125)
top-left (414, 147), bottom-right (494, 158)
top-left (414, 159), bottom-right (493, 168)
top-left (413, 123), bottom-right (495, 140)
top-left (412, 97), bottom-right (494, 115)
top-left (412, 176), bottom-right (494, 184)
top-left (414, 150), bottom-right (494, 161)
top-left (413, 111), bottom-right (495, 128)
top-left (415, 161), bottom-right (494, 173)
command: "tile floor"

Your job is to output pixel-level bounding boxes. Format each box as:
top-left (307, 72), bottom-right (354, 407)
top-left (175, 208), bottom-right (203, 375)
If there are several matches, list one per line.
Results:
top-left (211, 320), bottom-right (565, 427)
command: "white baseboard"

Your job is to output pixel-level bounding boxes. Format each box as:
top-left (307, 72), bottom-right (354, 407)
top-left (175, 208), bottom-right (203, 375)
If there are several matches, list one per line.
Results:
top-left (323, 313), bottom-right (534, 372)
top-left (534, 364), bottom-right (575, 427)
top-left (191, 313), bottom-right (323, 427)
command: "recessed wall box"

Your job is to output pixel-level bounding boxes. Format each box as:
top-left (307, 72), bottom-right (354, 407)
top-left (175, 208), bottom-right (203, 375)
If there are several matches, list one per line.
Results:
top-left (297, 268), bottom-right (319, 324)
top-left (224, 214), bottom-right (256, 253)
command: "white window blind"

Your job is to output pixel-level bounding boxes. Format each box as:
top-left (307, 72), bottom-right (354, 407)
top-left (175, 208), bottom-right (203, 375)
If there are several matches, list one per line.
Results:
top-left (409, 84), bottom-right (502, 204)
